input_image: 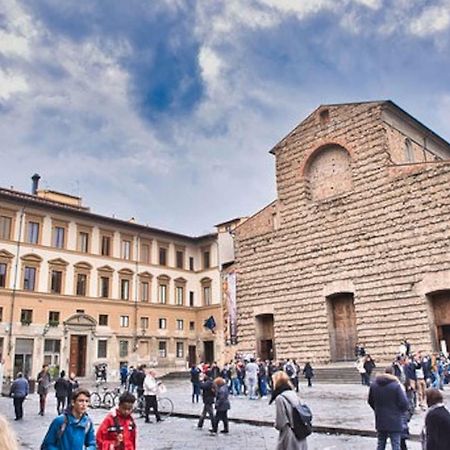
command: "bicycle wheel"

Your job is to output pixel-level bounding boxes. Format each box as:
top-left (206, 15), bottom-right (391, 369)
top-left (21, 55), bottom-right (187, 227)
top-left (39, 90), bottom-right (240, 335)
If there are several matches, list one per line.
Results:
top-left (103, 392), bottom-right (116, 409)
top-left (90, 392), bottom-right (101, 409)
top-left (133, 396), bottom-right (145, 417)
top-left (157, 397), bottom-right (173, 420)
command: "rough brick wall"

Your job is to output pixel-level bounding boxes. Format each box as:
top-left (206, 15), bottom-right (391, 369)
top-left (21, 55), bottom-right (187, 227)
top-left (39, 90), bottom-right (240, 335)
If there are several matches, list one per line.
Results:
top-left (234, 102), bottom-right (450, 364)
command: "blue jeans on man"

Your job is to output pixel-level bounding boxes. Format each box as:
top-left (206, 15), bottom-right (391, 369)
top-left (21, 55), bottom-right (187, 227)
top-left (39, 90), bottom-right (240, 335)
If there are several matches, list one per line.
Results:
top-left (377, 431), bottom-right (401, 450)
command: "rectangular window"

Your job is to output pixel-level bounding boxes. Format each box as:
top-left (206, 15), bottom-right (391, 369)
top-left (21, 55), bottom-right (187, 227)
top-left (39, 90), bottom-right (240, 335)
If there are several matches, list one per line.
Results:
top-left (189, 257), bottom-right (194, 271)
top-left (0, 307), bottom-right (3, 321)
top-left (120, 279), bottom-right (130, 300)
top-left (101, 236), bottom-right (111, 256)
top-left (176, 319), bottom-right (184, 331)
top-left (98, 314), bottom-right (108, 326)
top-left (140, 317), bottom-right (149, 329)
top-left (0, 216), bottom-right (12, 240)
top-left (141, 282), bottom-right (149, 302)
top-left (50, 270), bottom-right (63, 294)
top-left (48, 311), bottom-right (60, 326)
top-left (100, 277), bottom-right (110, 298)
top-left (53, 226), bottom-right (65, 248)
top-left (120, 315), bottom-right (129, 327)
top-left (189, 321), bottom-right (195, 331)
top-left (176, 251), bottom-right (184, 269)
top-left (76, 309), bottom-right (85, 313)
top-left (122, 240), bottom-right (131, 260)
top-left (119, 340), bottom-right (129, 358)
top-left (158, 318), bottom-right (167, 329)
top-left (27, 221), bottom-right (40, 244)
top-left (158, 341), bottom-right (167, 358)
top-left (159, 247), bottom-right (167, 266)
top-left (79, 232), bottom-right (89, 253)
top-left (76, 274), bottom-right (87, 296)
top-left (140, 243), bottom-right (151, 264)
top-left (203, 286), bottom-right (211, 306)
top-left (0, 263), bottom-right (7, 288)
top-left (20, 309), bottom-right (32, 325)
top-left (44, 339), bottom-right (60, 353)
top-left (23, 267), bottom-right (36, 291)
top-left (98, 340), bottom-right (107, 358)
top-left (159, 284), bottom-right (167, 304)
top-left (203, 250), bottom-right (210, 269)
top-left (189, 291), bottom-right (194, 307)
top-left (175, 286), bottom-right (184, 306)
top-left (176, 342), bottom-right (184, 358)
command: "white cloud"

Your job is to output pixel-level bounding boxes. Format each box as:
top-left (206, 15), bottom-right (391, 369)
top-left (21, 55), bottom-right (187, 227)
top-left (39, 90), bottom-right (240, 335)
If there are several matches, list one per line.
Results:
top-left (0, 68), bottom-right (29, 100)
top-left (409, 4), bottom-right (450, 36)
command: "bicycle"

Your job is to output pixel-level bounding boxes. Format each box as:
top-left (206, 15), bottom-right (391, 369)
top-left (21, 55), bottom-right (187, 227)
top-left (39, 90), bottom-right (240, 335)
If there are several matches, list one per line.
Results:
top-left (133, 395), bottom-right (173, 420)
top-left (90, 384), bottom-right (120, 409)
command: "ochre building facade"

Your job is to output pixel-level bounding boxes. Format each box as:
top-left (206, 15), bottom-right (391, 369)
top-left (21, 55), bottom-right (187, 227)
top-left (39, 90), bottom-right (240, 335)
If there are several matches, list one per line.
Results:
top-left (234, 101), bottom-right (450, 364)
top-left (0, 185), bottom-right (223, 381)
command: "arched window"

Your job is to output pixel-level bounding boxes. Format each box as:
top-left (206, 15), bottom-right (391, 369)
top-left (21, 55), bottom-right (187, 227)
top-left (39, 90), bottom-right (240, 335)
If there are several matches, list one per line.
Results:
top-left (404, 138), bottom-right (414, 163)
top-left (305, 145), bottom-right (353, 201)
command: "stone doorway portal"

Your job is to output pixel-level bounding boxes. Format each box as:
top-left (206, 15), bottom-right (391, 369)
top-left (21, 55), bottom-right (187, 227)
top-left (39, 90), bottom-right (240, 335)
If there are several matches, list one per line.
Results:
top-left (328, 293), bottom-right (357, 362)
top-left (429, 290), bottom-right (450, 353)
top-left (255, 314), bottom-right (275, 360)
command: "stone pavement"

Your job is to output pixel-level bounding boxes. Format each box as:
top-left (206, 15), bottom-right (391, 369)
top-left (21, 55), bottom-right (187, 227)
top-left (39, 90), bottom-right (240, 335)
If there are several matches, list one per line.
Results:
top-left (2, 380), bottom-right (449, 449)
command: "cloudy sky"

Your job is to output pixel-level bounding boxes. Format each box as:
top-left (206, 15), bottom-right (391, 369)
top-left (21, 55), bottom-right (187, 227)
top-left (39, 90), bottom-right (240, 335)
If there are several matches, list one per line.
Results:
top-left (1, 0), bottom-right (450, 235)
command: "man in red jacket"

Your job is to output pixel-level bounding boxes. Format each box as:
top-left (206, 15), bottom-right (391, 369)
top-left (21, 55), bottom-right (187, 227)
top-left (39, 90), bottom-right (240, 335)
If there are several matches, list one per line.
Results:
top-left (96, 392), bottom-right (136, 450)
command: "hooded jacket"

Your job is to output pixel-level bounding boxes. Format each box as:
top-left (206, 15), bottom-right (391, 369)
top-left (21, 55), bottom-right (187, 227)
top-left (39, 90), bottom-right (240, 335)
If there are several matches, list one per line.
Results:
top-left (368, 374), bottom-right (409, 432)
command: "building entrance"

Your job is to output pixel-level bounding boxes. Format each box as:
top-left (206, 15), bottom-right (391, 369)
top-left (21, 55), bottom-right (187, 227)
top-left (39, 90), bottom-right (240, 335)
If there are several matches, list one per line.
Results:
top-left (430, 291), bottom-right (450, 353)
top-left (203, 341), bottom-right (214, 364)
top-left (255, 314), bottom-right (275, 360)
top-left (13, 338), bottom-right (34, 378)
top-left (328, 293), bottom-right (357, 362)
top-left (69, 335), bottom-right (87, 377)
top-left (188, 345), bottom-right (197, 367)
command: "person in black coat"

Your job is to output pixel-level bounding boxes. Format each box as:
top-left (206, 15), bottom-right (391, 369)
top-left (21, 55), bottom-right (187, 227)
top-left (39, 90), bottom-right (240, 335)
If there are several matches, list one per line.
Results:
top-left (368, 366), bottom-right (409, 450)
top-left (423, 388), bottom-right (450, 450)
top-left (303, 362), bottom-right (314, 387)
top-left (210, 377), bottom-right (230, 434)
top-left (54, 370), bottom-right (70, 414)
top-left (197, 374), bottom-right (215, 429)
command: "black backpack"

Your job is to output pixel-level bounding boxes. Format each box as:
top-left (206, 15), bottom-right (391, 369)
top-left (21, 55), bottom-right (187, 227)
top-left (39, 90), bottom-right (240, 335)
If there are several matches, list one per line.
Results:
top-left (282, 393), bottom-right (313, 440)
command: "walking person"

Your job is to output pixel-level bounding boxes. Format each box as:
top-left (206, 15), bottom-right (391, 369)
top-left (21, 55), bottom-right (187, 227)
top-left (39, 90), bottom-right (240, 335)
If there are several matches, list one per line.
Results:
top-left (364, 355), bottom-right (376, 386)
top-left (96, 391), bottom-right (137, 450)
top-left (41, 388), bottom-right (95, 450)
top-left (303, 362), bottom-right (314, 388)
top-left (245, 358), bottom-right (259, 400)
top-left (143, 369), bottom-right (161, 423)
top-left (67, 372), bottom-right (79, 402)
top-left (190, 364), bottom-right (201, 403)
top-left (9, 372), bottom-right (29, 420)
top-left (197, 374), bottom-right (215, 429)
top-left (210, 377), bottom-right (230, 434)
top-left (368, 366), bottom-right (409, 450)
top-left (356, 357), bottom-right (367, 386)
top-left (270, 370), bottom-right (308, 449)
top-left (54, 370), bottom-right (70, 415)
top-left (37, 364), bottom-right (51, 416)
top-left (422, 388), bottom-right (450, 450)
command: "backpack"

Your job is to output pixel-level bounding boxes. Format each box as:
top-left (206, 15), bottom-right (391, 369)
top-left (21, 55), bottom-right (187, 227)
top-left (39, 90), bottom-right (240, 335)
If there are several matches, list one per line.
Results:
top-left (281, 393), bottom-right (313, 441)
top-left (285, 364), bottom-right (294, 377)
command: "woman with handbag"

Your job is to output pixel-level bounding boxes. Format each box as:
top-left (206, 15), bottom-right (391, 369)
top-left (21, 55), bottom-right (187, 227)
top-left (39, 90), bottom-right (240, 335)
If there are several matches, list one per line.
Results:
top-left (270, 371), bottom-right (309, 450)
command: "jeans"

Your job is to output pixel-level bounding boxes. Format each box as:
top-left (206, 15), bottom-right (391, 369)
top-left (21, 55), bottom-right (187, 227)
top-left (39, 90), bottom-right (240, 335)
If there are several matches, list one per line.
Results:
top-left (377, 431), bottom-right (401, 450)
top-left (192, 382), bottom-right (200, 403)
top-left (56, 396), bottom-right (66, 415)
top-left (197, 403), bottom-right (214, 428)
top-left (232, 378), bottom-right (241, 395)
top-left (13, 397), bottom-right (25, 419)
top-left (259, 377), bottom-right (268, 396)
top-left (246, 378), bottom-right (257, 399)
top-left (212, 410), bottom-right (229, 432)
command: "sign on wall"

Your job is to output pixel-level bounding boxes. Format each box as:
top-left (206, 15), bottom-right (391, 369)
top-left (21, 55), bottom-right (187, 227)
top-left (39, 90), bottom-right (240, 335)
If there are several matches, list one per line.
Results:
top-left (223, 271), bottom-right (237, 345)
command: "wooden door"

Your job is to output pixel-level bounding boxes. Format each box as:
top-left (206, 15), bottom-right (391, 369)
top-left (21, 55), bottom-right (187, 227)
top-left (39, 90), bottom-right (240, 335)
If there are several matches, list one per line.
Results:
top-left (69, 335), bottom-right (87, 377)
top-left (331, 294), bottom-right (357, 361)
top-left (188, 345), bottom-right (196, 367)
top-left (203, 341), bottom-right (214, 364)
top-left (69, 335), bottom-right (79, 376)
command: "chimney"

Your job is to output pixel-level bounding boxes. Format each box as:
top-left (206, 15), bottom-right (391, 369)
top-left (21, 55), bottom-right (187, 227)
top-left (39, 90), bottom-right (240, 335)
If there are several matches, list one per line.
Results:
top-left (31, 174), bottom-right (41, 195)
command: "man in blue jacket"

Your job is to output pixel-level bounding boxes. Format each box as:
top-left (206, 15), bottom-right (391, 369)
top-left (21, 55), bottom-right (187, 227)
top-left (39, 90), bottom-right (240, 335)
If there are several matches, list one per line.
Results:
top-left (10, 372), bottom-right (29, 420)
top-left (368, 366), bottom-right (409, 450)
top-left (41, 388), bottom-right (96, 450)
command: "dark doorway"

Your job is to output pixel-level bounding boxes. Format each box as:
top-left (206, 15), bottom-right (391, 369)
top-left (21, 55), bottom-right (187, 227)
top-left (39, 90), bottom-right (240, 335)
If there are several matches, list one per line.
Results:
top-left (203, 341), bottom-right (214, 364)
top-left (255, 314), bottom-right (275, 360)
top-left (328, 293), bottom-right (357, 361)
top-left (430, 291), bottom-right (450, 352)
top-left (188, 345), bottom-right (197, 367)
top-left (69, 335), bottom-right (87, 377)
top-left (13, 338), bottom-right (34, 378)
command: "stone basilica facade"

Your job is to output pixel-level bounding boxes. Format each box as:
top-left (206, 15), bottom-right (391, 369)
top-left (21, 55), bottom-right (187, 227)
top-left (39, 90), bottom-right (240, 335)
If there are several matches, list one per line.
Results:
top-left (233, 101), bottom-right (450, 364)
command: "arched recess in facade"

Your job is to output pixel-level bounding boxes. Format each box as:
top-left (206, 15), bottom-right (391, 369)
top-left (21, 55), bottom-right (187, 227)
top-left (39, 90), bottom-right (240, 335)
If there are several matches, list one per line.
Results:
top-left (63, 313), bottom-right (97, 378)
top-left (303, 144), bottom-right (353, 201)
